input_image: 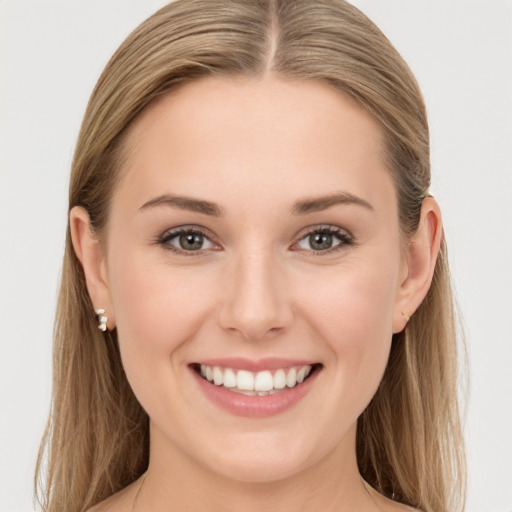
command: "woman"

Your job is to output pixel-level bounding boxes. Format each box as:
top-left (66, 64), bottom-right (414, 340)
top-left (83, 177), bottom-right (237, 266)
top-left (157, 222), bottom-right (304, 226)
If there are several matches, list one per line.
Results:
top-left (35, 1), bottom-right (466, 511)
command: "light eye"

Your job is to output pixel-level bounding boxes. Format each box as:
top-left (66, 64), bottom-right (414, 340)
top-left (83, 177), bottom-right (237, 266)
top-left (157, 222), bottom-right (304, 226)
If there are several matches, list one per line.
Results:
top-left (296, 228), bottom-right (352, 252)
top-left (160, 229), bottom-right (217, 253)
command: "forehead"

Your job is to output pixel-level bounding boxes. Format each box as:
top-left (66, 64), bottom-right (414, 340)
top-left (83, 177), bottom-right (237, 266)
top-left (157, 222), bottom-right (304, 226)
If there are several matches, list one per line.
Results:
top-left (115, 74), bottom-right (395, 216)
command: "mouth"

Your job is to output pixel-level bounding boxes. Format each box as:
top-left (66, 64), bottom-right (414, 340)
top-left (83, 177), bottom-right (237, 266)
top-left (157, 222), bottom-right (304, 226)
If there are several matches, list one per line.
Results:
top-left (189, 361), bottom-right (322, 417)
top-left (190, 363), bottom-right (321, 396)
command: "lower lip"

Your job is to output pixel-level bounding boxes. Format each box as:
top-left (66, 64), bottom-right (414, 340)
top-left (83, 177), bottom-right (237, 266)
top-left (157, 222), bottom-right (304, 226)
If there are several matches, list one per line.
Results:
top-left (191, 367), bottom-right (319, 418)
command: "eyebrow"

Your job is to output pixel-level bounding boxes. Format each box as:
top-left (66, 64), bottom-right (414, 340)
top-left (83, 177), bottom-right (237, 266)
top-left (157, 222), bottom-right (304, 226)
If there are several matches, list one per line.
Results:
top-left (291, 192), bottom-right (374, 215)
top-left (139, 194), bottom-right (223, 217)
top-left (139, 191), bottom-right (373, 217)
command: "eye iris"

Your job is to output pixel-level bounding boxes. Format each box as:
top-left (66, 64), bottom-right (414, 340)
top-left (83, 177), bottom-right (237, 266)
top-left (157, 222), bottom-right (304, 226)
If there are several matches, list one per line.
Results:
top-left (310, 232), bottom-right (333, 250)
top-left (179, 233), bottom-right (203, 250)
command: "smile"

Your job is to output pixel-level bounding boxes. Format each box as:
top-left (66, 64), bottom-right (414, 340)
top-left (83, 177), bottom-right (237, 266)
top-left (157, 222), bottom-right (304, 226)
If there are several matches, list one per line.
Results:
top-left (189, 360), bottom-right (322, 417)
top-left (197, 364), bottom-right (315, 396)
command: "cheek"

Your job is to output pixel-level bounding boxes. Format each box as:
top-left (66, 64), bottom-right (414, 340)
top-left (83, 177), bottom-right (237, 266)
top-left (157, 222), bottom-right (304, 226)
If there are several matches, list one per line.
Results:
top-left (297, 256), bottom-right (398, 340)
top-left (293, 257), bottom-right (399, 407)
top-left (107, 250), bottom-right (216, 375)
top-left (106, 251), bottom-right (225, 428)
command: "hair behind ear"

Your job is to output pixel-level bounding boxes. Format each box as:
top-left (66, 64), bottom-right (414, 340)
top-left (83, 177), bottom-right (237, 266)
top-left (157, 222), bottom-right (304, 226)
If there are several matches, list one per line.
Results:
top-left (358, 237), bottom-right (466, 512)
top-left (35, 225), bottom-right (149, 512)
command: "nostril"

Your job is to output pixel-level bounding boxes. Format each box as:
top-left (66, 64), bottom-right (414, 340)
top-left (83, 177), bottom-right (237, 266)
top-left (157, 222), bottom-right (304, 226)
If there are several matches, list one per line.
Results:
top-left (239, 326), bottom-right (284, 341)
top-left (216, 279), bottom-right (294, 340)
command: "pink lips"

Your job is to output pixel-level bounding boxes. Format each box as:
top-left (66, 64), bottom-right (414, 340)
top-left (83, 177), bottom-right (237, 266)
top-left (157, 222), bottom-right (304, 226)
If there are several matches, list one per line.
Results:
top-left (189, 358), bottom-right (320, 418)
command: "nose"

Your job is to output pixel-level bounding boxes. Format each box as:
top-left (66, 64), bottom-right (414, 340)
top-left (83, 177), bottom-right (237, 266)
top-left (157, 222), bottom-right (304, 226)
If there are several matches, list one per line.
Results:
top-left (217, 249), bottom-right (293, 341)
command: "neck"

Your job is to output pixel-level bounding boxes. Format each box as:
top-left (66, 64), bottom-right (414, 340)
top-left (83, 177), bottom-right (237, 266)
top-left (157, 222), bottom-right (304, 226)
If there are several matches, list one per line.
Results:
top-left (136, 422), bottom-right (377, 512)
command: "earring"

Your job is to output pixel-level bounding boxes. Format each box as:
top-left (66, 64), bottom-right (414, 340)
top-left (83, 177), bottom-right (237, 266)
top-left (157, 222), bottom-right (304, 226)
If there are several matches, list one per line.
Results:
top-left (401, 311), bottom-right (410, 322)
top-left (95, 308), bottom-right (108, 332)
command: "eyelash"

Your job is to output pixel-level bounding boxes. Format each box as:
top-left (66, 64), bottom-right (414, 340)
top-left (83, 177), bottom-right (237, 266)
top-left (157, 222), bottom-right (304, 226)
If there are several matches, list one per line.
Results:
top-left (296, 226), bottom-right (354, 255)
top-left (156, 227), bottom-right (218, 257)
top-left (155, 225), bottom-right (354, 256)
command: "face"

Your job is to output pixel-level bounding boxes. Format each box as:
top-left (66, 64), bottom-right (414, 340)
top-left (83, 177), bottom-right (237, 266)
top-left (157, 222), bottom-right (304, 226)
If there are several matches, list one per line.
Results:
top-left (102, 75), bottom-right (408, 482)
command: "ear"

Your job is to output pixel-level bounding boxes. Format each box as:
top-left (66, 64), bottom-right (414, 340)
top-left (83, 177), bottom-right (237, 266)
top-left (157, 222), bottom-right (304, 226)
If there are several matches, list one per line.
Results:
top-left (392, 197), bottom-right (443, 333)
top-left (69, 206), bottom-right (116, 330)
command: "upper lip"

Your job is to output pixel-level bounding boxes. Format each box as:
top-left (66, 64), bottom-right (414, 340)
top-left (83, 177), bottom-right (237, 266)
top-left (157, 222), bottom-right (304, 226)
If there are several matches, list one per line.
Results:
top-left (190, 357), bottom-right (319, 372)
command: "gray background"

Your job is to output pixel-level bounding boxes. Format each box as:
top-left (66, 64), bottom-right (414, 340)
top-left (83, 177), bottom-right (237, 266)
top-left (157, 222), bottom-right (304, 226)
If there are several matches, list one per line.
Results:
top-left (1, 1), bottom-right (511, 511)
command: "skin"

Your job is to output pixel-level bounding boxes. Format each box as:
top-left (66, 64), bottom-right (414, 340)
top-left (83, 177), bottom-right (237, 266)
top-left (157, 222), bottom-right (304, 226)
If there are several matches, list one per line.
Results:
top-left (72, 74), bottom-right (442, 512)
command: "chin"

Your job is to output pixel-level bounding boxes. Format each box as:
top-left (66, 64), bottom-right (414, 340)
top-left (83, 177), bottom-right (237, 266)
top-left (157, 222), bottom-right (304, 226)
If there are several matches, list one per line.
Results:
top-left (191, 429), bottom-right (327, 484)
top-left (205, 451), bottom-right (309, 484)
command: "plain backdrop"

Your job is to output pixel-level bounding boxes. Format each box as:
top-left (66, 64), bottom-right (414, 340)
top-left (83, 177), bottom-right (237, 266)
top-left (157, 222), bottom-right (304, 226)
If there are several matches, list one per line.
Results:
top-left (1, 1), bottom-right (511, 511)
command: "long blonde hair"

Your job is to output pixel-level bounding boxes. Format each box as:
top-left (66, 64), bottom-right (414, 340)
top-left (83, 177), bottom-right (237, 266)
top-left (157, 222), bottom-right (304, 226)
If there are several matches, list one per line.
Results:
top-left (36, 1), bottom-right (466, 511)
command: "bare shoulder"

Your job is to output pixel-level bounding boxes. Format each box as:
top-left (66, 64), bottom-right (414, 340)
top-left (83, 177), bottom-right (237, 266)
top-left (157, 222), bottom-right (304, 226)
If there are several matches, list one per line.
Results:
top-left (86, 478), bottom-right (141, 512)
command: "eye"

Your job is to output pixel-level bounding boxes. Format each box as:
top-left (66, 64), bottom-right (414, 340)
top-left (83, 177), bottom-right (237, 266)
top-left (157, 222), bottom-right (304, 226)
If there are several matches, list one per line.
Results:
top-left (294, 227), bottom-right (353, 253)
top-left (158, 227), bottom-right (218, 254)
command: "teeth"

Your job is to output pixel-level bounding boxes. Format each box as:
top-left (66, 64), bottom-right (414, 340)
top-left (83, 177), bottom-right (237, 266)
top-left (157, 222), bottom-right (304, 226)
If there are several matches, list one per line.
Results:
top-left (198, 364), bottom-right (314, 393)
top-left (223, 368), bottom-right (237, 388)
top-left (254, 370), bottom-right (273, 391)
top-left (213, 367), bottom-right (223, 386)
top-left (237, 370), bottom-right (254, 390)
top-left (274, 369), bottom-right (286, 389)
top-left (286, 368), bottom-right (297, 388)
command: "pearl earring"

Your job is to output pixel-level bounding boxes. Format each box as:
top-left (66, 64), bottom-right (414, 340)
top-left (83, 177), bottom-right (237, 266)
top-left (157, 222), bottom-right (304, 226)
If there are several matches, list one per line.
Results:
top-left (95, 308), bottom-right (108, 332)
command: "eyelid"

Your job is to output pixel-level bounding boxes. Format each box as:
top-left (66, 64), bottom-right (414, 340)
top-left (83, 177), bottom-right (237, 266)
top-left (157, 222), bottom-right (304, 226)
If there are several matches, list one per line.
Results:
top-left (155, 223), bottom-right (354, 256)
top-left (156, 225), bottom-right (221, 255)
top-left (290, 225), bottom-right (354, 254)
top-left (293, 224), bottom-right (353, 241)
